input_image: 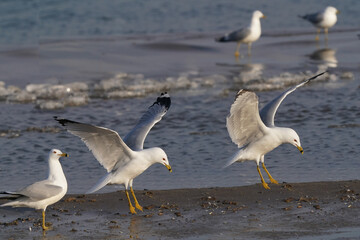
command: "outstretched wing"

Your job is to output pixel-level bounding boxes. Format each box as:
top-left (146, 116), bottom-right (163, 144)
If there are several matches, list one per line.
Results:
top-left (260, 72), bottom-right (326, 127)
top-left (55, 117), bottom-right (134, 172)
top-left (226, 89), bottom-right (268, 148)
top-left (123, 92), bottom-right (171, 150)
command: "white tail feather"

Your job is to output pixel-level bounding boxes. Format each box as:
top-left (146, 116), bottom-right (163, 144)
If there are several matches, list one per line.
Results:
top-left (223, 149), bottom-right (245, 169)
top-left (86, 173), bottom-right (112, 194)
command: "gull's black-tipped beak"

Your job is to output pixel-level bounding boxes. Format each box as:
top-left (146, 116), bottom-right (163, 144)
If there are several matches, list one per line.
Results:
top-left (59, 153), bottom-right (69, 157)
top-left (165, 164), bottom-right (172, 173)
top-left (297, 146), bottom-right (304, 154)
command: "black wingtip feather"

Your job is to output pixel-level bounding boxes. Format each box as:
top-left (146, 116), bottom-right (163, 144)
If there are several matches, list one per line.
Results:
top-left (54, 116), bottom-right (80, 126)
top-left (152, 92), bottom-right (171, 110)
top-left (215, 36), bottom-right (226, 42)
top-left (307, 71), bottom-right (327, 83)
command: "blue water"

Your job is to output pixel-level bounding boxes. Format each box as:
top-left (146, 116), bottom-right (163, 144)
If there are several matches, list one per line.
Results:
top-left (1, 0), bottom-right (359, 46)
top-left (0, 0), bottom-right (359, 194)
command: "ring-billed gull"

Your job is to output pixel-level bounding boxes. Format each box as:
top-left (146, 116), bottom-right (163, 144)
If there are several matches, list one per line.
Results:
top-left (216, 10), bottom-right (265, 57)
top-left (299, 6), bottom-right (339, 41)
top-left (1, 149), bottom-right (68, 231)
top-left (55, 92), bottom-right (172, 214)
top-left (225, 72), bottom-right (326, 189)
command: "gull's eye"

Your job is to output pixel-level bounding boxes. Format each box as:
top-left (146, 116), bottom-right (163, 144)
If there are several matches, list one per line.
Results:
top-left (162, 158), bottom-right (166, 161)
top-left (53, 151), bottom-right (56, 153)
top-left (294, 139), bottom-right (297, 143)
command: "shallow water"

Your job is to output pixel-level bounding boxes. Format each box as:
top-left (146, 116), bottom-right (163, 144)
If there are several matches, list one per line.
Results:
top-left (0, 1), bottom-right (359, 194)
top-left (1, 0), bottom-right (359, 46)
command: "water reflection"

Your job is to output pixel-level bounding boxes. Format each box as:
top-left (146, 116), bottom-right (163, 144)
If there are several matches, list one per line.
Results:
top-left (233, 62), bottom-right (264, 84)
top-left (129, 216), bottom-right (142, 239)
top-left (309, 48), bottom-right (338, 70)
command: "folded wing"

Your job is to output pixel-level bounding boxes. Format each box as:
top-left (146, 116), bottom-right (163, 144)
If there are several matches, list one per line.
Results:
top-left (216, 28), bottom-right (251, 42)
top-left (1, 181), bottom-right (63, 202)
top-left (17, 181), bottom-right (63, 200)
top-left (300, 12), bottom-right (324, 25)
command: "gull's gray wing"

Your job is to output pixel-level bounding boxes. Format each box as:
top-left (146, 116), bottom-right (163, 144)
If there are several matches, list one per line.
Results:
top-left (226, 90), bottom-right (268, 148)
top-left (216, 27), bottom-right (251, 42)
top-left (12, 180), bottom-right (63, 201)
top-left (123, 92), bottom-right (171, 151)
top-left (55, 117), bottom-right (134, 172)
top-left (260, 72), bottom-right (326, 127)
top-left (300, 12), bottom-right (324, 25)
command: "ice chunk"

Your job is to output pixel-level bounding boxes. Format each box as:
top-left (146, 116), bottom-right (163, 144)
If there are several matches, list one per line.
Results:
top-left (35, 100), bottom-right (64, 110)
top-left (7, 90), bottom-right (36, 103)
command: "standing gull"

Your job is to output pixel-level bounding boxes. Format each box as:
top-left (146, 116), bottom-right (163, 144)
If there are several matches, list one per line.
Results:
top-left (300, 6), bottom-right (339, 41)
top-left (55, 93), bottom-right (172, 214)
top-left (216, 10), bottom-right (265, 57)
top-left (1, 149), bottom-right (69, 231)
top-left (225, 72), bottom-right (326, 189)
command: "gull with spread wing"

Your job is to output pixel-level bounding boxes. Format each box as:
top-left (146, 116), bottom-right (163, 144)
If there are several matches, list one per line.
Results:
top-left (55, 93), bottom-right (171, 214)
top-left (225, 72), bottom-right (326, 189)
top-left (1, 149), bottom-right (69, 231)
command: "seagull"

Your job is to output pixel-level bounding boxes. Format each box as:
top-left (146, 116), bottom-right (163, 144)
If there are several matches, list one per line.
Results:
top-left (216, 10), bottom-right (265, 57)
top-left (225, 72), bottom-right (326, 189)
top-left (55, 92), bottom-right (172, 214)
top-left (299, 6), bottom-right (339, 41)
top-left (1, 149), bottom-right (69, 231)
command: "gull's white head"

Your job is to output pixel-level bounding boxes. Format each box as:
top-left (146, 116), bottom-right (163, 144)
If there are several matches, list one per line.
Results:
top-left (152, 147), bottom-right (172, 172)
top-left (325, 6), bottom-right (339, 15)
top-left (49, 149), bottom-right (69, 161)
top-left (285, 129), bottom-right (303, 154)
top-left (253, 10), bottom-right (266, 19)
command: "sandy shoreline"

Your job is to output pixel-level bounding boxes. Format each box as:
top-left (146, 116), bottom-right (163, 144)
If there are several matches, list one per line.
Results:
top-left (0, 180), bottom-right (359, 239)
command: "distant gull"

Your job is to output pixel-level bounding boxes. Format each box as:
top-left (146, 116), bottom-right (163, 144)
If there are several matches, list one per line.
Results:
top-left (55, 92), bottom-right (172, 214)
top-left (216, 10), bottom-right (265, 57)
top-left (225, 72), bottom-right (326, 189)
top-left (299, 6), bottom-right (339, 41)
top-left (1, 149), bottom-right (69, 231)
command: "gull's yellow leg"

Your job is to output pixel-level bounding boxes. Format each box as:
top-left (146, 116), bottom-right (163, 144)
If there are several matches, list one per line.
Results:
top-left (324, 28), bottom-right (329, 41)
top-left (247, 43), bottom-right (252, 56)
top-left (315, 29), bottom-right (320, 41)
top-left (125, 190), bottom-right (137, 214)
top-left (130, 187), bottom-right (143, 212)
top-left (257, 165), bottom-right (270, 189)
top-left (262, 163), bottom-right (278, 184)
top-left (235, 42), bottom-right (241, 57)
top-left (42, 210), bottom-right (49, 231)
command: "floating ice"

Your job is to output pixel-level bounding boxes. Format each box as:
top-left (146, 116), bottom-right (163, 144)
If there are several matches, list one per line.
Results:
top-left (7, 90), bottom-right (36, 103)
top-left (0, 70), bottom-right (347, 109)
top-left (340, 72), bottom-right (354, 80)
top-left (35, 100), bottom-right (65, 110)
top-left (242, 71), bottom-right (335, 91)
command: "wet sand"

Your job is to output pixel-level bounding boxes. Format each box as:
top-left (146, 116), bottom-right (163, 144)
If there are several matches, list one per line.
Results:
top-left (1, 180), bottom-right (359, 239)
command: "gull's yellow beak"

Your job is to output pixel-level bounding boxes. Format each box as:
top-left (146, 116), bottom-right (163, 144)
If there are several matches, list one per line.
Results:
top-left (165, 164), bottom-right (172, 173)
top-left (59, 153), bottom-right (69, 157)
top-left (336, 10), bottom-right (340, 14)
top-left (297, 146), bottom-right (304, 154)
top-left (262, 15), bottom-right (266, 19)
